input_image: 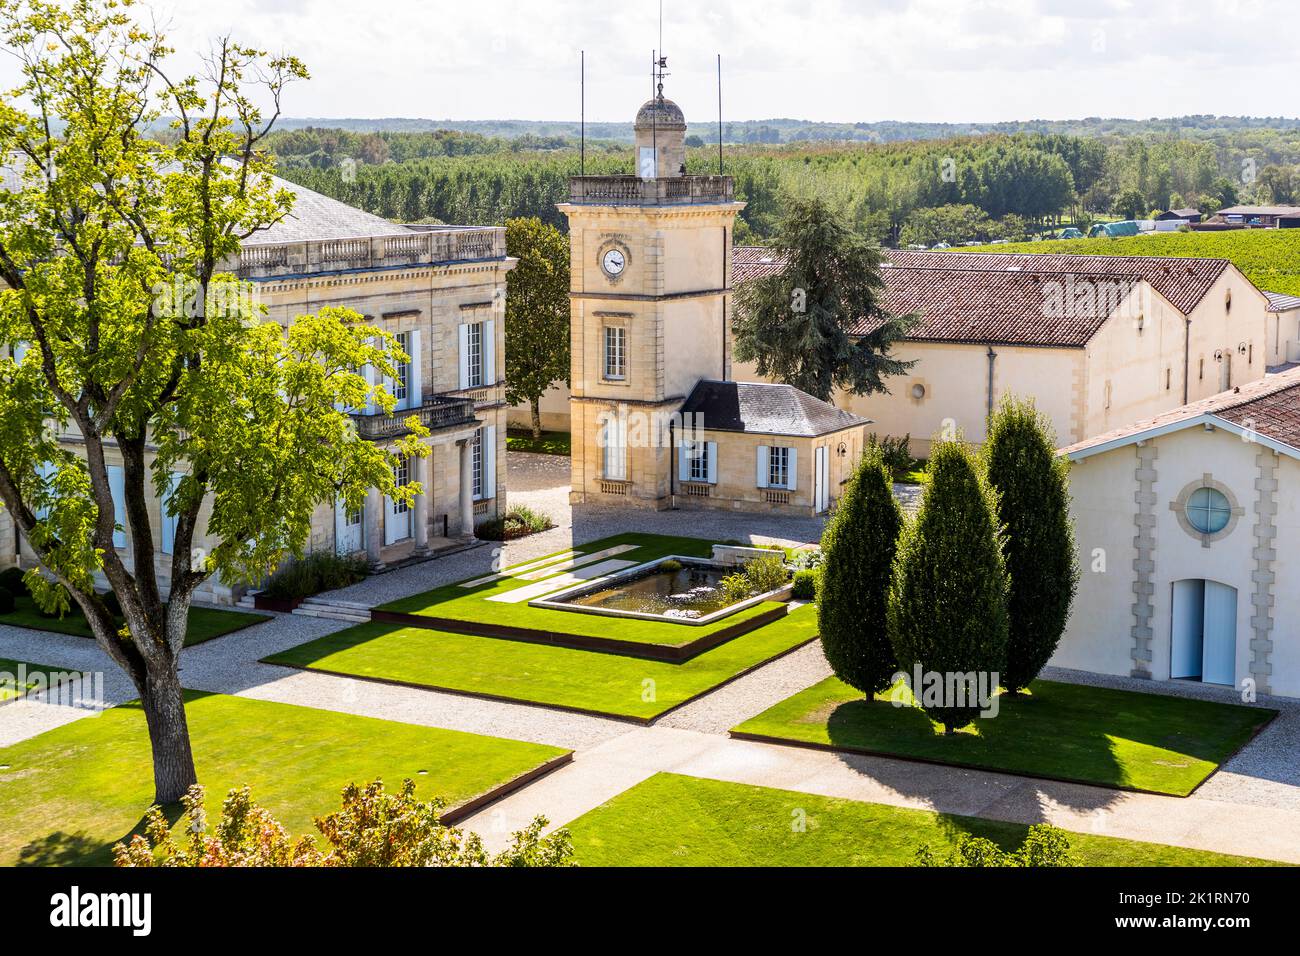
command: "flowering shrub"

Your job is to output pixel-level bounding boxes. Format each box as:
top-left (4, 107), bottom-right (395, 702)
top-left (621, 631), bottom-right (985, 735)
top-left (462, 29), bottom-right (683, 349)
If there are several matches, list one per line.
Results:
top-left (113, 778), bottom-right (576, 868)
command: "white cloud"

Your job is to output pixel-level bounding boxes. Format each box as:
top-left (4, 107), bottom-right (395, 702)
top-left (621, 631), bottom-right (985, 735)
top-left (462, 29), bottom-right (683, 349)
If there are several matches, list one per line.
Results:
top-left (3, 0), bottom-right (1297, 122)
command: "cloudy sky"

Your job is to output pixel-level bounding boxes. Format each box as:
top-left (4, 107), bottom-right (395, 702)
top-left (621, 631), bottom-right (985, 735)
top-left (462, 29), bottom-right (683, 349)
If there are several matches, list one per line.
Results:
top-left (34, 0), bottom-right (1300, 123)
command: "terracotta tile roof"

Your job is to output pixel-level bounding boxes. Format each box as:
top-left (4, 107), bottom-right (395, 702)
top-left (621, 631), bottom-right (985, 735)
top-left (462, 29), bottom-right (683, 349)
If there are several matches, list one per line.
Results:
top-left (1264, 290), bottom-right (1300, 313)
top-left (680, 379), bottom-right (869, 437)
top-left (732, 246), bottom-right (1146, 347)
top-left (732, 245), bottom-right (785, 284)
top-left (868, 266), bottom-right (1128, 347)
top-left (883, 249), bottom-right (1231, 315)
top-left (1061, 367), bottom-right (1300, 458)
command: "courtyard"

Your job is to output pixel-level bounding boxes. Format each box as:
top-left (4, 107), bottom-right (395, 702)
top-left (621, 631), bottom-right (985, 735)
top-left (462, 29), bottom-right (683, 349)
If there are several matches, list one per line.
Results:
top-left (1, 452), bottom-right (1298, 866)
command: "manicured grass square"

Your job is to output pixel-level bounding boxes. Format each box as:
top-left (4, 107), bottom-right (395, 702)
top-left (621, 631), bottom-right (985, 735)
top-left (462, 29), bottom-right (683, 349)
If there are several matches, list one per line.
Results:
top-left (376, 532), bottom-right (781, 648)
top-left (732, 677), bottom-right (1275, 797)
top-left (264, 603), bottom-right (820, 721)
top-left (567, 773), bottom-right (1280, 866)
top-left (506, 430), bottom-right (571, 456)
top-left (0, 596), bottom-right (270, 647)
top-left (0, 692), bottom-right (568, 866)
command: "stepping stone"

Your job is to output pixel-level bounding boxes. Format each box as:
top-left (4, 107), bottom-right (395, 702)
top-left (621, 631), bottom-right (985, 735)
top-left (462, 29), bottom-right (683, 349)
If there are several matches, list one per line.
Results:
top-left (514, 544), bottom-right (641, 581)
top-left (458, 550), bottom-right (582, 588)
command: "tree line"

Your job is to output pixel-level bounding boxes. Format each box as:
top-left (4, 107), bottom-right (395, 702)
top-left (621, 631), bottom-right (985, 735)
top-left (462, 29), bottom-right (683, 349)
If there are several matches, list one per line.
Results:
top-left (271, 123), bottom-right (1300, 247)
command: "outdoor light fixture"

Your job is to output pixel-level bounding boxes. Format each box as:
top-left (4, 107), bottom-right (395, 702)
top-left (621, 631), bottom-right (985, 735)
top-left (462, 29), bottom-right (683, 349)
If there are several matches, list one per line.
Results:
top-left (911, 383), bottom-right (926, 399)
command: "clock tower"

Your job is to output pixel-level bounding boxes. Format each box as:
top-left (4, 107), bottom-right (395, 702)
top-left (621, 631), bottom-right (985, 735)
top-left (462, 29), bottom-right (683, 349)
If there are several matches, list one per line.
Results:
top-left (559, 88), bottom-right (744, 508)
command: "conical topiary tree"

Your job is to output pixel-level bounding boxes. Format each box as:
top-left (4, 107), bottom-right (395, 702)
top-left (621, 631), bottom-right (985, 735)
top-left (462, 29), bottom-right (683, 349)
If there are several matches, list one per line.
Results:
top-left (983, 395), bottom-right (1079, 694)
top-left (817, 447), bottom-right (904, 695)
top-left (888, 437), bottom-right (1009, 733)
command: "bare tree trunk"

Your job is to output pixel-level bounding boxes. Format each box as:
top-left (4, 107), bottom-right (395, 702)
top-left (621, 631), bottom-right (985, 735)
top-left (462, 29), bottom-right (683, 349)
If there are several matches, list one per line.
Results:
top-left (139, 655), bottom-right (198, 805)
top-left (530, 399), bottom-right (542, 439)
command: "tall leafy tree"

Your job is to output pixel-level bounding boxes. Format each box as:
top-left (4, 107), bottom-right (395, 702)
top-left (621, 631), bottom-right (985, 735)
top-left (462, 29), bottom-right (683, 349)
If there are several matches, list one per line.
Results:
top-left (888, 438), bottom-right (1009, 734)
top-left (732, 195), bottom-right (918, 402)
top-left (983, 396), bottom-right (1078, 694)
top-left (817, 447), bottom-right (904, 694)
top-left (503, 217), bottom-right (569, 437)
top-left (0, 0), bottom-right (425, 802)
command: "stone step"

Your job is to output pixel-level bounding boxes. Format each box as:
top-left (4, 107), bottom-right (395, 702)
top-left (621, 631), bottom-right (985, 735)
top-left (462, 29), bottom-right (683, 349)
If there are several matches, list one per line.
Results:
top-left (290, 606), bottom-right (371, 623)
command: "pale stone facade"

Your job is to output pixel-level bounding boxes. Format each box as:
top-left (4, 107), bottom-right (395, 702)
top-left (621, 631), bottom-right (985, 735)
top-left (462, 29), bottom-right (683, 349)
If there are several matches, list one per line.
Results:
top-left (559, 95), bottom-right (865, 515)
top-left (1056, 369), bottom-right (1300, 698)
top-left (0, 181), bottom-right (515, 605)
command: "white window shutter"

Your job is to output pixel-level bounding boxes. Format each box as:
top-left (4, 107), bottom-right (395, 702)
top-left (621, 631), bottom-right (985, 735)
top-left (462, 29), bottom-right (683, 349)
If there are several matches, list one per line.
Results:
top-left (786, 447), bottom-right (799, 492)
top-left (108, 465), bottom-right (127, 548)
top-left (756, 446), bottom-right (770, 488)
top-left (484, 425), bottom-right (497, 498)
top-left (457, 323), bottom-right (471, 390)
top-left (678, 437), bottom-right (692, 483)
top-left (161, 472), bottom-right (182, 555)
top-left (407, 329), bottom-right (422, 410)
top-left (482, 319), bottom-right (496, 386)
top-left (706, 441), bottom-right (718, 484)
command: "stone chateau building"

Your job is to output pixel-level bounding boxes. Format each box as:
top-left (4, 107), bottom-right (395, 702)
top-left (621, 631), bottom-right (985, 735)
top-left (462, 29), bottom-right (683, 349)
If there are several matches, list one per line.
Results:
top-left (1, 177), bottom-right (515, 605)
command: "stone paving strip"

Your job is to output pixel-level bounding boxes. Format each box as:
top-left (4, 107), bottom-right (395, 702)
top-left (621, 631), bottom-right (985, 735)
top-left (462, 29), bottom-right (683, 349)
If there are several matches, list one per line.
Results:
top-left (457, 551), bottom-right (580, 589)
top-left (485, 559), bottom-right (640, 604)
top-left (458, 725), bottom-right (1300, 864)
top-left (513, 544), bottom-right (640, 581)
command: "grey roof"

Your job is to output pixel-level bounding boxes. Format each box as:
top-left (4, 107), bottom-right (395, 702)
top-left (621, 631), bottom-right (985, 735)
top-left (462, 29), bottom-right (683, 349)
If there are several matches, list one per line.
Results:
top-left (680, 380), bottom-right (869, 438)
top-left (1, 155), bottom-right (411, 246)
top-left (635, 97), bottom-right (686, 130)
top-left (244, 175), bottom-right (412, 245)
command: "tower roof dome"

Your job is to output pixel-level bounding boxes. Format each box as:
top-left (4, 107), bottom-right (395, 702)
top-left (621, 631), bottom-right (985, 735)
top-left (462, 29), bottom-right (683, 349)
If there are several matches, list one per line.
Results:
top-left (635, 97), bottom-right (686, 131)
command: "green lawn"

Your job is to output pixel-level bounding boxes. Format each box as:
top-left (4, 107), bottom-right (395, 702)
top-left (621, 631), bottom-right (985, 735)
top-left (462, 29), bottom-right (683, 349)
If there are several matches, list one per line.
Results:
top-left (567, 773), bottom-right (1281, 866)
top-left (0, 692), bottom-right (568, 866)
top-left (956, 228), bottom-right (1300, 296)
top-left (506, 429), bottom-right (571, 456)
top-left (377, 532), bottom-right (781, 648)
top-left (265, 603), bottom-right (820, 721)
top-left (0, 596), bottom-right (270, 647)
top-left (733, 677), bottom-right (1274, 797)
top-left (0, 657), bottom-right (81, 702)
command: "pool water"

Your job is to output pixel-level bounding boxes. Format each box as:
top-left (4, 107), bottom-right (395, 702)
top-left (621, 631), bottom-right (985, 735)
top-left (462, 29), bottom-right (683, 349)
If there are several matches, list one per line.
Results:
top-left (559, 562), bottom-right (733, 619)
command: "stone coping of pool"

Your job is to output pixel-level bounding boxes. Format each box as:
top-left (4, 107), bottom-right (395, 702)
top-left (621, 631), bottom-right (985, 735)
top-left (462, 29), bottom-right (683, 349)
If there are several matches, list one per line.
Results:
top-left (369, 558), bottom-right (794, 664)
top-left (528, 555), bottom-right (793, 628)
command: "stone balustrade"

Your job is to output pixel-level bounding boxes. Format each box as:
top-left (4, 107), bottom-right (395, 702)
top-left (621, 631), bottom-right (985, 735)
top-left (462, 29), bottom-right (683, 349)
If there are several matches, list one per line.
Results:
top-left (568, 175), bottom-right (735, 206)
top-left (351, 396), bottom-right (478, 441)
top-left (235, 226), bottom-right (506, 279)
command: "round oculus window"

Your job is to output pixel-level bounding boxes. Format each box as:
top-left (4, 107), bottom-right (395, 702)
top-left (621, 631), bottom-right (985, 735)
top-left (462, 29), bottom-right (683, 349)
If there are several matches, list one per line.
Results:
top-left (1186, 486), bottom-right (1231, 535)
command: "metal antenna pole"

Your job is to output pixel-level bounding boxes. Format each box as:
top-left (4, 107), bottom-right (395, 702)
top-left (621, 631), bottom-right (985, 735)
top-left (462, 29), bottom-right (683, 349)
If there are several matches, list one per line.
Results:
top-left (717, 54), bottom-right (723, 174)
top-left (580, 50), bottom-right (585, 177)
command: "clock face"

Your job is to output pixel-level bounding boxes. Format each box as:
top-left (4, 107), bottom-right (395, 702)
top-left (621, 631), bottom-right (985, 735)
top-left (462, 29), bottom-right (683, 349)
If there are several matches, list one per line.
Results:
top-left (601, 248), bottom-right (626, 277)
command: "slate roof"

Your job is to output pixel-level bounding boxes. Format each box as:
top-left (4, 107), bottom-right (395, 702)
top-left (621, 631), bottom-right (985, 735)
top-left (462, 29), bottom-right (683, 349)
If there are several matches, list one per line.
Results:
top-left (1216, 204), bottom-right (1300, 217)
top-left (243, 175), bottom-right (412, 245)
top-left (1, 156), bottom-right (413, 246)
top-left (680, 379), bottom-right (870, 437)
top-left (1061, 367), bottom-right (1300, 459)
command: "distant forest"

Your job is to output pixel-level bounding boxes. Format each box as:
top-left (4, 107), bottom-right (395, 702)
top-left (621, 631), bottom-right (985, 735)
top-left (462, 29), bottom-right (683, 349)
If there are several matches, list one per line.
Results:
top-left (266, 117), bottom-right (1300, 246)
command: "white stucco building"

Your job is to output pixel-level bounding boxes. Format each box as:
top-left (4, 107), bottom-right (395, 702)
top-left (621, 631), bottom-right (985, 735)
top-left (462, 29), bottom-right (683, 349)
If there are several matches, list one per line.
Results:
top-left (1057, 368), bottom-right (1300, 698)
